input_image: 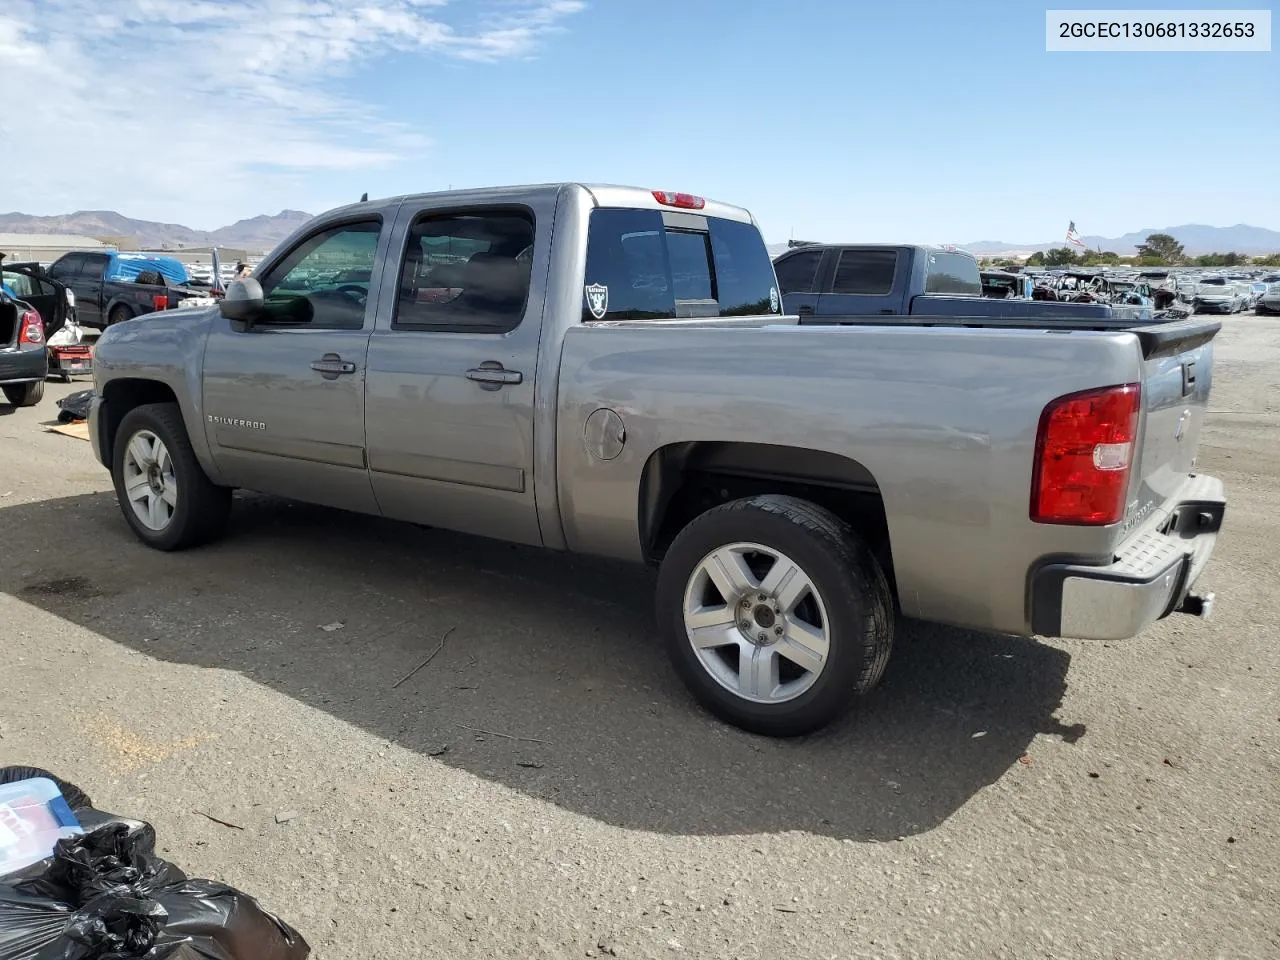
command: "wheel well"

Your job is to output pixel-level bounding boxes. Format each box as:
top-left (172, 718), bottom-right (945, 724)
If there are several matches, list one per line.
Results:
top-left (100, 379), bottom-right (179, 463)
top-left (639, 442), bottom-right (895, 592)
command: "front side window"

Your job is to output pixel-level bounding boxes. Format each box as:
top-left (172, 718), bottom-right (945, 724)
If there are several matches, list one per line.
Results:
top-left (582, 208), bottom-right (781, 322)
top-left (773, 249), bottom-right (823, 295)
top-left (832, 249), bottom-right (898, 295)
top-left (48, 255), bottom-right (85, 280)
top-left (393, 210), bottom-right (535, 333)
top-left (257, 220), bottom-right (382, 330)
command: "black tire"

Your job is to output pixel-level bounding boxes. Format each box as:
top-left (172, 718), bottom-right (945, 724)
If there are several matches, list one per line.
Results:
top-left (656, 495), bottom-right (894, 737)
top-left (111, 402), bottom-right (231, 550)
top-left (2, 380), bottom-right (45, 406)
top-left (108, 305), bottom-right (133, 326)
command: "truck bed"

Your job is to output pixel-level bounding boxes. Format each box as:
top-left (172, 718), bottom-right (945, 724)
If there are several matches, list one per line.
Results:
top-left (797, 310), bottom-right (1217, 344)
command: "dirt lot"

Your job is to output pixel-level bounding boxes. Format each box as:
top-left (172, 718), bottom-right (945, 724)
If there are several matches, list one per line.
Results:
top-left (2, 317), bottom-right (1277, 960)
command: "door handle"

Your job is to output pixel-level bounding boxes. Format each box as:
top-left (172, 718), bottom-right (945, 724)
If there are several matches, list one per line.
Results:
top-left (311, 353), bottom-right (356, 378)
top-left (466, 363), bottom-right (523, 388)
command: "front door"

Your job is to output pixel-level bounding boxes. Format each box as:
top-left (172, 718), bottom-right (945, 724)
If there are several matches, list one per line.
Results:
top-left (201, 217), bottom-right (388, 513)
top-left (364, 199), bottom-right (552, 546)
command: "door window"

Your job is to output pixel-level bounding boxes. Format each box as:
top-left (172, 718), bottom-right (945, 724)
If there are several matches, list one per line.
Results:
top-left (392, 210), bottom-right (536, 334)
top-left (1, 270), bottom-right (54, 298)
top-left (257, 220), bottom-right (382, 330)
top-left (773, 249), bottom-right (823, 295)
top-left (831, 249), bottom-right (899, 295)
top-left (48, 255), bottom-right (86, 280)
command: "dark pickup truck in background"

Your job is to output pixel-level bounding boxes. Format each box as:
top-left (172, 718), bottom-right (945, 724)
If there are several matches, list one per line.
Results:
top-left (774, 243), bottom-right (1153, 324)
top-left (46, 251), bottom-right (201, 329)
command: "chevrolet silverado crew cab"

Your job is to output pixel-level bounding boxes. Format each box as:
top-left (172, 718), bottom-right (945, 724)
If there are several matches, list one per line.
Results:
top-left (87, 184), bottom-right (1226, 736)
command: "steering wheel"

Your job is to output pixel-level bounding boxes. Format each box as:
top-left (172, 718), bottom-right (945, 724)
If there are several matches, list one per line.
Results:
top-left (333, 284), bottom-right (368, 302)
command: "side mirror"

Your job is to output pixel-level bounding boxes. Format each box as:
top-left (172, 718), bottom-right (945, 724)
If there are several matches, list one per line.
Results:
top-left (219, 278), bottom-right (265, 322)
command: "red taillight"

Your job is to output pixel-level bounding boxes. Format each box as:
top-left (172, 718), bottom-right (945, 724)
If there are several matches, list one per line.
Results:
top-left (652, 190), bottom-right (706, 210)
top-left (152, 294), bottom-right (169, 310)
top-left (1031, 383), bottom-right (1141, 525)
top-left (18, 309), bottom-right (44, 345)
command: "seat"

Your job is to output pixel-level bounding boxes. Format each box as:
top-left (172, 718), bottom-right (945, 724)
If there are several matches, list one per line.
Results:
top-left (447, 252), bottom-right (529, 324)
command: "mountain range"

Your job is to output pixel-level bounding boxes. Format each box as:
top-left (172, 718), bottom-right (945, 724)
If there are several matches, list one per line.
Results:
top-left (769, 224), bottom-right (1280, 258)
top-left (961, 224), bottom-right (1280, 257)
top-left (0, 210), bottom-right (314, 252)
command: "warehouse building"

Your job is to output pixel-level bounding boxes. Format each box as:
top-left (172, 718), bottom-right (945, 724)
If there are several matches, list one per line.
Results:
top-left (0, 233), bottom-right (111, 264)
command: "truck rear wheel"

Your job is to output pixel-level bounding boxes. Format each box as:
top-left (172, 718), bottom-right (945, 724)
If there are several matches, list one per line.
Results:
top-left (108, 305), bottom-right (133, 326)
top-left (111, 402), bottom-right (231, 550)
top-left (656, 495), bottom-right (894, 736)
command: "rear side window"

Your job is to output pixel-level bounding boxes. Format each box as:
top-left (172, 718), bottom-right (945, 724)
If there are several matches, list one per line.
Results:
top-left (394, 210), bottom-right (535, 333)
top-left (773, 249), bottom-right (823, 294)
top-left (582, 209), bottom-right (781, 322)
top-left (924, 251), bottom-right (982, 295)
top-left (832, 249), bottom-right (898, 295)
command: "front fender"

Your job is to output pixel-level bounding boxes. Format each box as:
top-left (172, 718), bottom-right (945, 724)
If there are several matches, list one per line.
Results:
top-left (94, 306), bottom-right (223, 483)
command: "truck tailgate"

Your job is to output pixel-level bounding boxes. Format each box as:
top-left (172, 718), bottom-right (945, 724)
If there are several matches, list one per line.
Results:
top-left (1127, 318), bottom-right (1221, 531)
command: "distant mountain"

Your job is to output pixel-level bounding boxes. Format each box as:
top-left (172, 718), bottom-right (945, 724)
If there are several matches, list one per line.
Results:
top-left (964, 224), bottom-right (1280, 257)
top-left (0, 209), bottom-right (313, 252)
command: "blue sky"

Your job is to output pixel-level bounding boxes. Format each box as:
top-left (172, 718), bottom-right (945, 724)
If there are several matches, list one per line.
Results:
top-left (2, 1), bottom-right (1275, 244)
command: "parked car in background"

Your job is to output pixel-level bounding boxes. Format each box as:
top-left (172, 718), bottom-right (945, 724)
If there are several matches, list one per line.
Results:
top-left (87, 183), bottom-right (1225, 736)
top-left (1256, 276), bottom-right (1280, 315)
top-left (1192, 277), bottom-right (1246, 314)
top-left (0, 286), bottom-right (47, 407)
top-left (46, 251), bottom-right (202, 329)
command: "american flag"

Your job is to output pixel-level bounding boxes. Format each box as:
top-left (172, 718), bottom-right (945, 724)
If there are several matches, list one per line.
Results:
top-left (1065, 221), bottom-right (1087, 248)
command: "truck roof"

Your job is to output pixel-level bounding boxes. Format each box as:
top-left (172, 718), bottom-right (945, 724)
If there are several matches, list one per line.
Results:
top-left (323, 183), bottom-right (755, 226)
top-left (776, 242), bottom-right (977, 258)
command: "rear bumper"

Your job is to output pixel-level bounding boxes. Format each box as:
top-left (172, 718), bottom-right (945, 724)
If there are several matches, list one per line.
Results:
top-left (1030, 475), bottom-right (1225, 641)
top-left (0, 346), bottom-right (48, 385)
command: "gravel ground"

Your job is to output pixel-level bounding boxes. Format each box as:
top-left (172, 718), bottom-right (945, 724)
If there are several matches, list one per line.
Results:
top-left (1, 317), bottom-right (1277, 959)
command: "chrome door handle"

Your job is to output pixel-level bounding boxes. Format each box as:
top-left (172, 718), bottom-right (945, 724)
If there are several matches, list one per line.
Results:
top-left (311, 353), bottom-right (356, 378)
top-left (466, 363), bottom-right (523, 387)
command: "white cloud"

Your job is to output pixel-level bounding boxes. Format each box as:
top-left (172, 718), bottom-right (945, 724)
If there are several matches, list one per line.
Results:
top-left (0, 0), bottom-right (584, 226)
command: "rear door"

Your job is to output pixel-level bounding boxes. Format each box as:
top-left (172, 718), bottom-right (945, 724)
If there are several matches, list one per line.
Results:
top-left (0, 264), bottom-right (66, 337)
top-left (363, 198), bottom-right (552, 546)
top-left (816, 247), bottom-right (905, 317)
top-left (201, 217), bottom-right (387, 512)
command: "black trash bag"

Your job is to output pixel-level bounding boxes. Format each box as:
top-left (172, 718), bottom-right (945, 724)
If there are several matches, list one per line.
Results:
top-left (55, 391), bottom-right (94, 424)
top-left (0, 882), bottom-right (72, 960)
top-left (1, 787), bottom-right (309, 960)
top-left (60, 894), bottom-right (168, 960)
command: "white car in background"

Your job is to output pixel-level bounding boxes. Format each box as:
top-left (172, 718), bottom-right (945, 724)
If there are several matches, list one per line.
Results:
top-left (1192, 276), bottom-right (1246, 314)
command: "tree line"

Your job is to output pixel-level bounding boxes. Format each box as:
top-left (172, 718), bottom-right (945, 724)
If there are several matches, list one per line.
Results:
top-left (981, 234), bottom-right (1280, 269)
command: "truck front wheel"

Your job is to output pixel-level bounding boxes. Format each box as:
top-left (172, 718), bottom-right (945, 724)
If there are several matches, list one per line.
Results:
top-left (111, 402), bottom-right (231, 550)
top-left (656, 495), bottom-right (894, 736)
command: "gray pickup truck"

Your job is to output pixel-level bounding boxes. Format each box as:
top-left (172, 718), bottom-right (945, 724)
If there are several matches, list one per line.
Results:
top-left (87, 183), bottom-right (1226, 736)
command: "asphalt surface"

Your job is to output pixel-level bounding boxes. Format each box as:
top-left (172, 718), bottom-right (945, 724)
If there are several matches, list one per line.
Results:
top-left (2, 317), bottom-right (1277, 959)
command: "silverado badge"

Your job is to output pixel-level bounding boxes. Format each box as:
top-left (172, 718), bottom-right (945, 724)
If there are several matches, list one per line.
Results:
top-left (585, 283), bottom-right (609, 320)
